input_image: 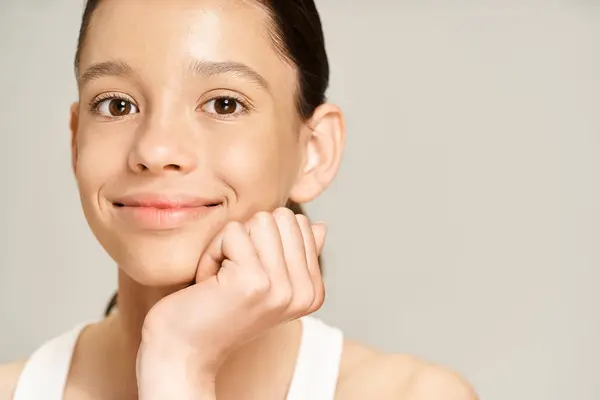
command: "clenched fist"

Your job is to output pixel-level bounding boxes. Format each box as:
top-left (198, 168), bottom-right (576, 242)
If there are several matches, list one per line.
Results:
top-left (136, 207), bottom-right (327, 399)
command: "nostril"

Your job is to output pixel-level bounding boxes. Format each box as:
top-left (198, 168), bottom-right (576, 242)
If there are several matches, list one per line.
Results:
top-left (165, 164), bottom-right (181, 170)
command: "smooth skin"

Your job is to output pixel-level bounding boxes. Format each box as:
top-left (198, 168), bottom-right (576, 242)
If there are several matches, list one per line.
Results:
top-left (0, 0), bottom-right (478, 399)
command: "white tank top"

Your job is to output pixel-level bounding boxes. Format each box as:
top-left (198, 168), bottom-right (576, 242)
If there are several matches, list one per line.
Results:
top-left (12, 316), bottom-right (343, 400)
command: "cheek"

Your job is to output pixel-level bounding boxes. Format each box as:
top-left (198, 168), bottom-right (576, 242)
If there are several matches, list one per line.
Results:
top-left (75, 131), bottom-right (129, 196)
top-left (213, 129), bottom-right (299, 206)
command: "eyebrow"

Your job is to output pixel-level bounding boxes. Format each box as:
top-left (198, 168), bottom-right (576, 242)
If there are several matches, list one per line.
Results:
top-left (78, 60), bottom-right (134, 88)
top-left (77, 59), bottom-right (270, 92)
top-left (189, 60), bottom-right (270, 92)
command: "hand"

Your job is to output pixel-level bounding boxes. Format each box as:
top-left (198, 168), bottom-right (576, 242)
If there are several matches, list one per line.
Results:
top-left (136, 207), bottom-right (327, 399)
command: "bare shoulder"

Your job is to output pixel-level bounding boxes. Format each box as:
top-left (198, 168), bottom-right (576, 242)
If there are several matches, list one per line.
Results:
top-left (0, 360), bottom-right (26, 400)
top-left (336, 341), bottom-right (478, 400)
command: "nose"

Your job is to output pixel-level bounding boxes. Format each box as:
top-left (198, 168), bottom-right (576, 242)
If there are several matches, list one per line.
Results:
top-left (128, 125), bottom-right (198, 175)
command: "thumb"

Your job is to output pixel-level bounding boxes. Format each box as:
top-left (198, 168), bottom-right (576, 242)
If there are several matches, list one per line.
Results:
top-left (195, 230), bottom-right (225, 283)
top-left (311, 223), bottom-right (327, 256)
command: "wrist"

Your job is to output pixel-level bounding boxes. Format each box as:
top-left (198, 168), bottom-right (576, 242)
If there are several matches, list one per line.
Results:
top-left (140, 322), bottom-right (224, 371)
top-left (137, 343), bottom-right (218, 400)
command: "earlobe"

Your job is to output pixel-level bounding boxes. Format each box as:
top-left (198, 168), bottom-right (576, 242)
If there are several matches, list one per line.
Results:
top-left (69, 102), bottom-right (80, 174)
top-left (289, 103), bottom-right (346, 204)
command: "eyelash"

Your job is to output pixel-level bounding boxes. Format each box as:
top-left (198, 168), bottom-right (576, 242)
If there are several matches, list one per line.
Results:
top-left (88, 93), bottom-right (134, 116)
top-left (204, 94), bottom-right (252, 119)
top-left (87, 93), bottom-right (253, 119)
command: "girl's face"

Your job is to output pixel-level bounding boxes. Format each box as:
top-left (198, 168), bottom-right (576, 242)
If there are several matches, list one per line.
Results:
top-left (71, 0), bottom-right (338, 286)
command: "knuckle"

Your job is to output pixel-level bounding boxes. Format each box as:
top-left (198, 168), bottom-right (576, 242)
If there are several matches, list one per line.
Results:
top-left (254, 211), bottom-right (273, 221)
top-left (311, 283), bottom-right (326, 310)
top-left (314, 290), bottom-right (326, 309)
top-left (274, 206), bottom-right (295, 219)
top-left (293, 293), bottom-right (315, 312)
top-left (251, 211), bottom-right (274, 229)
top-left (310, 299), bottom-right (325, 314)
top-left (242, 272), bottom-right (271, 299)
top-left (268, 287), bottom-right (293, 310)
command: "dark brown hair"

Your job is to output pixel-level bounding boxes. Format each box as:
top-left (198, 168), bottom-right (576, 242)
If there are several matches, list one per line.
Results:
top-left (73, 0), bottom-right (330, 317)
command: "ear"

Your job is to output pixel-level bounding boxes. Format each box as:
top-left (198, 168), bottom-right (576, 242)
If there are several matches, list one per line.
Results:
top-left (289, 103), bottom-right (346, 204)
top-left (69, 102), bottom-right (79, 174)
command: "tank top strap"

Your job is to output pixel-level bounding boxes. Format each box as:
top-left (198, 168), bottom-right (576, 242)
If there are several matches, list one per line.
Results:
top-left (286, 316), bottom-right (344, 400)
top-left (12, 324), bottom-right (87, 400)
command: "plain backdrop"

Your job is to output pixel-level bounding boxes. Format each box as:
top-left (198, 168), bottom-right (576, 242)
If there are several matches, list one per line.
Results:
top-left (1, 1), bottom-right (599, 399)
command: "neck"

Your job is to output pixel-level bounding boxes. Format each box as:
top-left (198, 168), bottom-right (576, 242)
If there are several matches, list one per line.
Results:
top-left (91, 270), bottom-right (190, 398)
top-left (73, 270), bottom-right (186, 399)
top-left (113, 269), bottom-right (190, 352)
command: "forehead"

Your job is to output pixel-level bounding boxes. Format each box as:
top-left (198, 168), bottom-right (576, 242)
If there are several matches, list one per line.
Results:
top-left (79, 0), bottom-right (295, 87)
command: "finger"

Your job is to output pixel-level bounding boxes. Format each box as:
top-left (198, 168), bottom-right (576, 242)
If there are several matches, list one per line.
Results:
top-left (247, 212), bottom-right (289, 282)
top-left (272, 208), bottom-right (313, 317)
top-left (312, 223), bottom-right (327, 257)
top-left (196, 221), bottom-right (259, 283)
top-left (297, 219), bottom-right (327, 314)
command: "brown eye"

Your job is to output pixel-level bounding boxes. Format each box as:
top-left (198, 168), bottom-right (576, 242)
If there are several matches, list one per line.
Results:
top-left (214, 98), bottom-right (237, 114)
top-left (201, 96), bottom-right (245, 117)
top-left (96, 98), bottom-right (139, 117)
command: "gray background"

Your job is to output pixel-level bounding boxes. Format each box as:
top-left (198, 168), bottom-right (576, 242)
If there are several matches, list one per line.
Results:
top-left (1, 1), bottom-right (599, 399)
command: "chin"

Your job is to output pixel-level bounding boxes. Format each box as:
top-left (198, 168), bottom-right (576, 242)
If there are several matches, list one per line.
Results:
top-left (122, 255), bottom-right (198, 287)
top-left (103, 232), bottom-right (212, 287)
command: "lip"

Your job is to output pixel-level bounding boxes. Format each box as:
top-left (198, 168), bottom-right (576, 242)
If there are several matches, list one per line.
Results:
top-left (110, 193), bottom-right (223, 230)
